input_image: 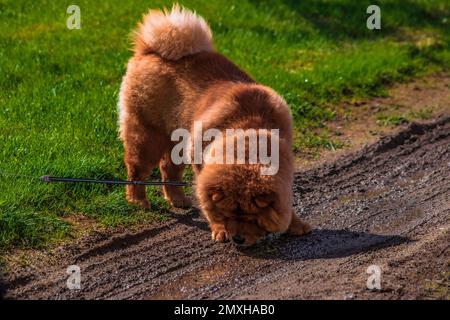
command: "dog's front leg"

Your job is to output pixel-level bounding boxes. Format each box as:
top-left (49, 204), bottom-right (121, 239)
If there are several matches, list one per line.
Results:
top-left (210, 222), bottom-right (229, 242)
top-left (287, 211), bottom-right (312, 236)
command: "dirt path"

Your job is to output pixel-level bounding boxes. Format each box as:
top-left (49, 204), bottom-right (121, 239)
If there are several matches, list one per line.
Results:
top-left (2, 114), bottom-right (449, 300)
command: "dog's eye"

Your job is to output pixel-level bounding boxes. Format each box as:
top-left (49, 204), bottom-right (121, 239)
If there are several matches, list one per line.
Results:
top-left (211, 192), bottom-right (224, 202)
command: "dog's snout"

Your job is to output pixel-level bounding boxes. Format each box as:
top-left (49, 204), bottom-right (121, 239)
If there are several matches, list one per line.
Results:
top-left (232, 235), bottom-right (245, 245)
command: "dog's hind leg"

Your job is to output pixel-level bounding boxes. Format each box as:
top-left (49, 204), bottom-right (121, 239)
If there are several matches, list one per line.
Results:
top-left (159, 152), bottom-right (192, 208)
top-left (124, 126), bottom-right (168, 209)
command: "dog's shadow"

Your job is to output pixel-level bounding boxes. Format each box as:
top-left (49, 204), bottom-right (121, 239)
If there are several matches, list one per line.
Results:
top-left (236, 228), bottom-right (409, 261)
top-left (173, 209), bottom-right (409, 261)
top-left (74, 208), bottom-right (408, 263)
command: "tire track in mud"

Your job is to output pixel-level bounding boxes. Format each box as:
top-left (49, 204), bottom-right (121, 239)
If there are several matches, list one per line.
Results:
top-left (3, 116), bottom-right (450, 300)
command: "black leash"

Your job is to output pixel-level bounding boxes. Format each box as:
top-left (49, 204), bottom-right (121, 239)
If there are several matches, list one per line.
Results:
top-left (39, 175), bottom-right (190, 187)
top-left (0, 171), bottom-right (189, 187)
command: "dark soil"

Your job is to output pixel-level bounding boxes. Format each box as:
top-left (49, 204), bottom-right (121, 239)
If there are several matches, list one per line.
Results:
top-left (2, 116), bottom-right (449, 300)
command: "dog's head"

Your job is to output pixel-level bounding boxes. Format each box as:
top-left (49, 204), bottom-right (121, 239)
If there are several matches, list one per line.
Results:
top-left (196, 160), bottom-right (293, 246)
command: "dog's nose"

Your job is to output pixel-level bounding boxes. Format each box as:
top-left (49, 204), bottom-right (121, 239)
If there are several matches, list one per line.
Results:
top-left (232, 235), bottom-right (245, 245)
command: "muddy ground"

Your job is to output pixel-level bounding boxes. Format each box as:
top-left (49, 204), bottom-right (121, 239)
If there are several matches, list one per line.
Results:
top-left (2, 113), bottom-right (449, 300)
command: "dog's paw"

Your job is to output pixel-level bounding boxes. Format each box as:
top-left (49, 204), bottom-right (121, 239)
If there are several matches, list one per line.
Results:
top-left (167, 195), bottom-right (192, 208)
top-left (287, 218), bottom-right (312, 236)
top-left (211, 226), bottom-right (229, 242)
top-left (127, 197), bottom-right (150, 209)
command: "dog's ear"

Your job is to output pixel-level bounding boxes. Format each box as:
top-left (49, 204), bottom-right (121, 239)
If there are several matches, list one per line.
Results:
top-left (211, 191), bottom-right (224, 202)
top-left (254, 193), bottom-right (275, 208)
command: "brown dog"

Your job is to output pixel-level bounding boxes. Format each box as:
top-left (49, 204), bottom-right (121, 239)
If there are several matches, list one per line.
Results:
top-left (119, 5), bottom-right (311, 246)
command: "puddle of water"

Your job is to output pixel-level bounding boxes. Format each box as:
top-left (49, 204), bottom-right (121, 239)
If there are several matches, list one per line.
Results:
top-left (146, 261), bottom-right (234, 299)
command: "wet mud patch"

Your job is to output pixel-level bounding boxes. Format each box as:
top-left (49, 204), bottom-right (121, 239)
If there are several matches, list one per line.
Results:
top-left (3, 116), bottom-right (450, 299)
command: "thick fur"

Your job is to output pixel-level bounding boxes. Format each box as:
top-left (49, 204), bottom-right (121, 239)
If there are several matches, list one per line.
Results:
top-left (133, 4), bottom-right (213, 60)
top-left (119, 5), bottom-right (311, 246)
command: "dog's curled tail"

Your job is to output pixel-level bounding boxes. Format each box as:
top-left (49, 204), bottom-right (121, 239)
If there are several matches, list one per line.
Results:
top-left (133, 4), bottom-right (214, 60)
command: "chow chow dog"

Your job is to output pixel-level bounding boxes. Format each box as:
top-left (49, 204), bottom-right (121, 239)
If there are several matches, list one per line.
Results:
top-left (119, 4), bottom-right (311, 246)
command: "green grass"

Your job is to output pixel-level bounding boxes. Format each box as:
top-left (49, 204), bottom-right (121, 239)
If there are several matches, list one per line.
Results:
top-left (376, 114), bottom-right (410, 126)
top-left (0, 0), bottom-right (449, 251)
top-left (376, 107), bottom-right (435, 126)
